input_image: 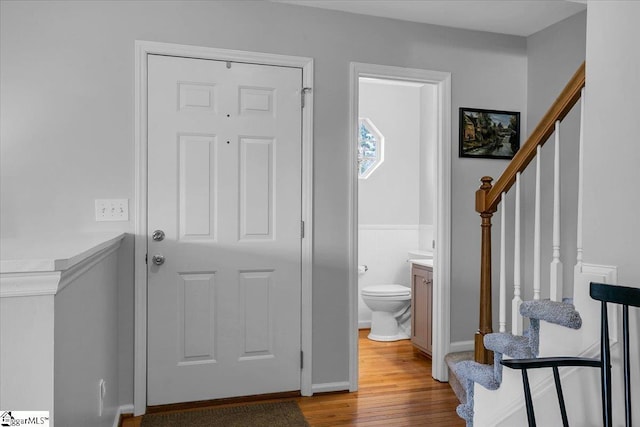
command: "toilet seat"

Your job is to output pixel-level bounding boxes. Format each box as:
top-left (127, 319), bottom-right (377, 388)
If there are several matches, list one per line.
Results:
top-left (362, 284), bottom-right (410, 297)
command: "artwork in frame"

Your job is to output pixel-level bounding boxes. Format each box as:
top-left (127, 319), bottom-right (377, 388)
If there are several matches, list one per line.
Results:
top-left (459, 107), bottom-right (520, 159)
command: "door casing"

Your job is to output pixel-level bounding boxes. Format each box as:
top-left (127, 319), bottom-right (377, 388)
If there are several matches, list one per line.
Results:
top-left (348, 62), bottom-right (452, 388)
top-left (134, 40), bottom-right (314, 416)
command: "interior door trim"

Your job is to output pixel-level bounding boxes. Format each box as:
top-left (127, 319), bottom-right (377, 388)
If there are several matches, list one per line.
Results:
top-left (134, 40), bottom-right (314, 416)
top-left (348, 62), bottom-right (452, 388)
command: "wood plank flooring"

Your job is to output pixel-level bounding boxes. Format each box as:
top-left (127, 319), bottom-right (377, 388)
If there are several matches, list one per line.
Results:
top-left (122, 330), bottom-right (463, 426)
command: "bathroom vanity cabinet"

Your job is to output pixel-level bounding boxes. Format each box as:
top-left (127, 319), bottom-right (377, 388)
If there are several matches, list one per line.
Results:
top-left (411, 263), bottom-right (433, 357)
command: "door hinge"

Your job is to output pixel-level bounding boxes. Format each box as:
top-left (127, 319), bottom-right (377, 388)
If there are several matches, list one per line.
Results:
top-left (145, 254), bottom-right (148, 264)
top-left (301, 220), bottom-right (305, 238)
top-left (301, 87), bottom-right (312, 108)
top-left (300, 351), bottom-right (304, 369)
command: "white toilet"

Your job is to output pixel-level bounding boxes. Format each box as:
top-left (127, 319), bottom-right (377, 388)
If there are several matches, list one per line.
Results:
top-left (361, 284), bottom-right (411, 341)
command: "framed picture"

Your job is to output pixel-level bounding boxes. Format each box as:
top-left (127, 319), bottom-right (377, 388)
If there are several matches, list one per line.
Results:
top-left (459, 107), bottom-right (520, 159)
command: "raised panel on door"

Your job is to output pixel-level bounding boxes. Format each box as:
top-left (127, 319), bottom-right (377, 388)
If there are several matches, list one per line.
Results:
top-left (239, 137), bottom-right (274, 240)
top-left (239, 270), bottom-right (274, 359)
top-left (147, 54), bottom-right (302, 405)
top-left (178, 135), bottom-right (218, 240)
top-left (178, 273), bottom-right (217, 364)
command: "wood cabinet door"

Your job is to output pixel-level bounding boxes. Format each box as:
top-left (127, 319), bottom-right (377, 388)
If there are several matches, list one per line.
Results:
top-left (411, 265), bottom-right (433, 356)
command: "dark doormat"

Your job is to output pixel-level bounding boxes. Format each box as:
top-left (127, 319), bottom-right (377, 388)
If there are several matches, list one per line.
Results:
top-left (140, 400), bottom-right (310, 427)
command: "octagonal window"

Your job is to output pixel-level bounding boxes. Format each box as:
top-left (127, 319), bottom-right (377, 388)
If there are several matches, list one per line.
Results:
top-left (358, 117), bottom-right (384, 179)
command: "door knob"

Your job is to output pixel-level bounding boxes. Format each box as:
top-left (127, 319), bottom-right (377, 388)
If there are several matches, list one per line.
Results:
top-left (152, 255), bottom-right (165, 266)
top-left (152, 230), bottom-right (165, 241)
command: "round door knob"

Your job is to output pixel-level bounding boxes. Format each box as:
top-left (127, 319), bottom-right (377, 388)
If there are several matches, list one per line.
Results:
top-left (152, 255), bottom-right (165, 266)
top-left (152, 230), bottom-right (165, 241)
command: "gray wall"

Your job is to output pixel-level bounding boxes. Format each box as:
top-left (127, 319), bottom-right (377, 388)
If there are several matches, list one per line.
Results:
top-left (583, 3), bottom-right (640, 423)
top-left (55, 249), bottom-right (120, 427)
top-left (520, 11), bottom-right (587, 302)
top-left (0, 0), bottom-right (528, 399)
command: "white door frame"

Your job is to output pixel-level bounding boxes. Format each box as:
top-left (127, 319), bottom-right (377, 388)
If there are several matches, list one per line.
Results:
top-left (134, 40), bottom-right (314, 415)
top-left (348, 62), bottom-right (451, 388)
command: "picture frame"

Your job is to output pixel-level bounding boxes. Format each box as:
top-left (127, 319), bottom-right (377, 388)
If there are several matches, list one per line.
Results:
top-left (459, 107), bottom-right (520, 159)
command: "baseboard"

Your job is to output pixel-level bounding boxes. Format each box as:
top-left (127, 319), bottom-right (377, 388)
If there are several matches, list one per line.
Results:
top-left (358, 320), bottom-right (371, 329)
top-left (113, 404), bottom-right (134, 427)
top-left (449, 340), bottom-right (473, 353)
top-left (311, 381), bottom-right (351, 394)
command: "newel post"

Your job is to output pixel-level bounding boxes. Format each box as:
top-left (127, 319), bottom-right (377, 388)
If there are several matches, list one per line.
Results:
top-left (475, 176), bottom-right (495, 364)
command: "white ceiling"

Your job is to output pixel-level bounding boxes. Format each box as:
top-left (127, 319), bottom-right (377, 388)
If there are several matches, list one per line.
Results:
top-left (273, 1), bottom-right (587, 37)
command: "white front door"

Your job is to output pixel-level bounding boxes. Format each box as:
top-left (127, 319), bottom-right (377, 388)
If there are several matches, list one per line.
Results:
top-left (147, 54), bottom-right (302, 405)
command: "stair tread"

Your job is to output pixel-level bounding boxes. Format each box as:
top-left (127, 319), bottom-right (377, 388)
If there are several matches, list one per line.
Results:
top-left (445, 351), bottom-right (474, 405)
top-left (452, 360), bottom-right (500, 391)
top-left (520, 299), bottom-right (582, 329)
top-left (484, 333), bottom-right (534, 358)
top-left (445, 350), bottom-right (474, 366)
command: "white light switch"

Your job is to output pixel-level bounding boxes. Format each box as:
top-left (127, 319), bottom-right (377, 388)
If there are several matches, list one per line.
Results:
top-left (95, 199), bottom-right (129, 221)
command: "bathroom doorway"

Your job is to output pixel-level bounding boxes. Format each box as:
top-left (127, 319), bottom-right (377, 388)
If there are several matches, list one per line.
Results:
top-left (348, 63), bottom-right (452, 389)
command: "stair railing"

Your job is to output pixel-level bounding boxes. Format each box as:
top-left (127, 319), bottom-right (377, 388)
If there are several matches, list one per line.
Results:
top-left (474, 62), bottom-right (586, 364)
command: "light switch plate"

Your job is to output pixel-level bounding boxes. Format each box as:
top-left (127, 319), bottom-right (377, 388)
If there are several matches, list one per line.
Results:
top-left (95, 199), bottom-right (129, 221)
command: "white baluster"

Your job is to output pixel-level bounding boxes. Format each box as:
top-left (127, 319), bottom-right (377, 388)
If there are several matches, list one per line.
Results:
top-left (533, 146), bottom-right (541, 301)
top-left (499, 192), bottom-right (506, 333)
top-left (576, 88), bottom-right (585, 268)
top-left (512, 173), bottom-right (523, 335)
top-left (550, 121), bottom-right (563, 302)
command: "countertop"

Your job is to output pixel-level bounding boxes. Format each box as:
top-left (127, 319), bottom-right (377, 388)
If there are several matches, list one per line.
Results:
top-left (409, 258), bottom-right (433, 268)
top-left (0, 232), bottom-right (125, 274)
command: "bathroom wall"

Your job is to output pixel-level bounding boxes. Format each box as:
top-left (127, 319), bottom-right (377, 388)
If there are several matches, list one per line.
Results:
top-left (358, 79), bottom-right (429, 327)
top-left (358, 80), bottom-right (422, 226)
top-left (419, 84), bottom-right (438, 250)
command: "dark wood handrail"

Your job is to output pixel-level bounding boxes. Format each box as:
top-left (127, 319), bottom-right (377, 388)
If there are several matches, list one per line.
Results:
top-left (476, 62), bottom-right (585, 214)
top-left (473, 62), bottom-right (586, 364)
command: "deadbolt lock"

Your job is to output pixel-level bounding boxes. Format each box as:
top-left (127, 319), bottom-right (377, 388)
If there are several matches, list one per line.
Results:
top-left (152, 230), bottom-right (165, 241)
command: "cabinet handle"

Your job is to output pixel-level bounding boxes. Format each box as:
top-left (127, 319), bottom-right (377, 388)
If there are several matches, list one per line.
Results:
top-left (422, 278), bottom-right (432, 286)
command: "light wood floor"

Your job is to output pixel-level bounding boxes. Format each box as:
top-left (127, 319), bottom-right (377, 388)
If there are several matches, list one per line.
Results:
top-left (122, 330), bottom-right (464, 426)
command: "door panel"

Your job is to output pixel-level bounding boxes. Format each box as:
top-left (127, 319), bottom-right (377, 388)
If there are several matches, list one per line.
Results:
top-left (147, 54), bottom-right (302, 405)
top-left (179, 135), bottom-right (217, 239)
top-left (239, 137), bottom-right (273, 239)
top-left (178, 273), bottom-right (216, 363)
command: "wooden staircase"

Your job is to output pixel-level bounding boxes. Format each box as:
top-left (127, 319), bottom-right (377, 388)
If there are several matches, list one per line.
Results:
top-left (473, 62), bottom-right (585, 364)
top-left (444, 62), bottom-right (623, 426)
